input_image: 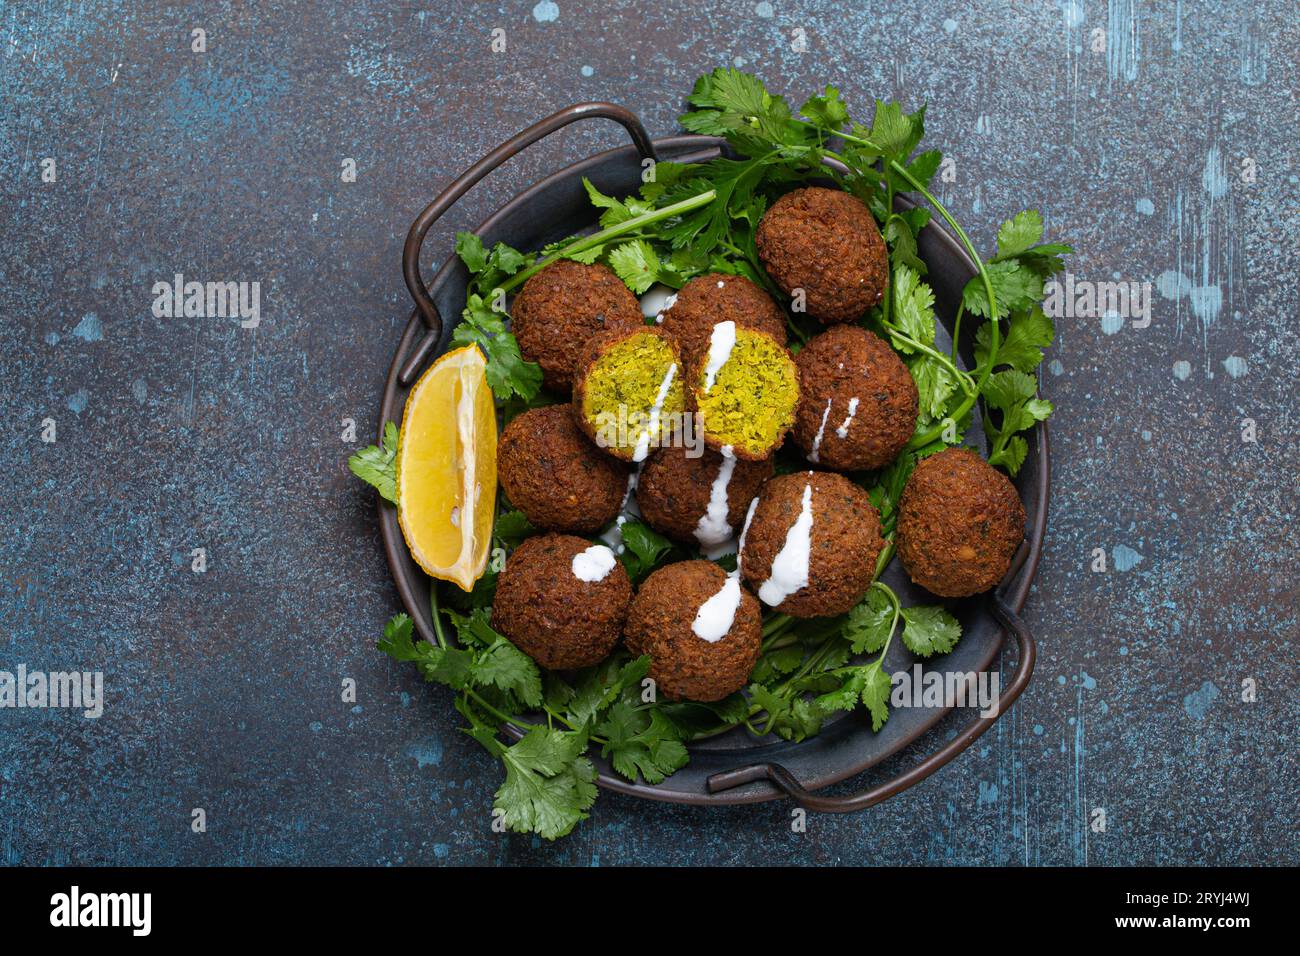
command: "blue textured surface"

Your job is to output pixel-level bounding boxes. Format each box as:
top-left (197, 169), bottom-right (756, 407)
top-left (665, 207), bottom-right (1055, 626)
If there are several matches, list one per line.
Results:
top-left (2, 0), bottom-right (1296, 866)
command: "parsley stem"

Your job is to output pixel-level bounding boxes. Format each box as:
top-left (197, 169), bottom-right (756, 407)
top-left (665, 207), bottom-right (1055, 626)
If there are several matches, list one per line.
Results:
top-left (880, 325), bottom-right (976, 396)
top-left (883, 161), bottom-right (1000, 448)
top-left (499, 189), bottom-right (718, 294)
top-left (429, 585), bottom-right (448, 649)
top-left (762, 613), bottom-right (793, 639)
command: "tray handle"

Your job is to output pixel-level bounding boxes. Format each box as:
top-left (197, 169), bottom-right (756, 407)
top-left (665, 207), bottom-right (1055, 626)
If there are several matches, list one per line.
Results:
top-left (705, 591), bottom-right (1037, 812)
top-left (397, 102), bottom-right (658, 385)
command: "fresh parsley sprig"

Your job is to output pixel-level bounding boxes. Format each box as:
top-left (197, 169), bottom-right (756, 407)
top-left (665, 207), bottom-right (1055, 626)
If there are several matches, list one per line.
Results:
top-left (347, 421), bottom-right (398, 503)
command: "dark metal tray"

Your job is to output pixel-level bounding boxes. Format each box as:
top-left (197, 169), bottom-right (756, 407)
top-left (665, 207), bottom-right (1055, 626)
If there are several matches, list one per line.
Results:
top-left (376, 103), bottom-right (1046, 811)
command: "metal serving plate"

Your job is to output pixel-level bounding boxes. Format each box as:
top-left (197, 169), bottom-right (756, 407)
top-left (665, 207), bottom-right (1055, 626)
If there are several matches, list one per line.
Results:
top-left (377, 105), bottom-right (1046, 810)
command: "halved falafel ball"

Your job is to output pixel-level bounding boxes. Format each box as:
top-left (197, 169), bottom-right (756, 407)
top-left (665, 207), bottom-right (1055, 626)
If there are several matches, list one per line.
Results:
top-left (636, 445), bottom-right (774, 547)
top-left (689, 324), bottom-right (799, 461)
top-left (498, 404), bottom-right (629, 534)
top-left (656, 272), bottom-right (788, 363)
top-left (896, 447), bottom-right (1025, 598)
top-left (755, 187), bottom-right (889, 324)
top-left (510, 260), bottom-right (644, 391)
top-left (492, 534), bottom-right (631, 670)
top-left (625, 561), bottom-right (761, 702)
top-left (739, 471), bottom-right (883, 618)
top-left (794, 325), bottom-right (918, 471)
top-left (572, 326), bottom-right (687, 463)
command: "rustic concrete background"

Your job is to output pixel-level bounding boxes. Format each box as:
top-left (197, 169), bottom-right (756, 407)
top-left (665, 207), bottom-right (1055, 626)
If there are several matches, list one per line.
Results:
top-left (2, 0), bottom-right (1296, 865)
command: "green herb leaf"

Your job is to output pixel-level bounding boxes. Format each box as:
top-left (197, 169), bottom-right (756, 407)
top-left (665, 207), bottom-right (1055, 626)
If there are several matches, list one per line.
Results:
top-left (891, 265), bottom-right (937, 349)
top-left (347, 421), bottom-right (398, 503)
top-left (618, 520), bottom-right (675, 583)
top-left (994, 209), bottom-right (1044, 259)
top-left (606, 238), bottom-right (662, 294)
top-left (900, 605), bottom-right (962, 657)
top-left (974, 306), bottom-right (1055, 372)
top-left (597, 700), bottom-right (689, 784)
top-left (961, 260), bottom-right (1044, 320)
top-left (494, 726), bottom-right (598, 840)
top-left (843, 588), bottom-right (896, 654)
top-left (475, 637), bottom-right (544, 708)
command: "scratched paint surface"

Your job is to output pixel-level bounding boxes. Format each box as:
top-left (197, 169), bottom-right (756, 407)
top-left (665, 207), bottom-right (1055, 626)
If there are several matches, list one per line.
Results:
top-left (1, 1), bottom-right (1296, 866)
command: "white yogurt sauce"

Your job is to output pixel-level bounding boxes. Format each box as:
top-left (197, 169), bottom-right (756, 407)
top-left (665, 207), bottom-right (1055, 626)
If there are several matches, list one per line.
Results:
top-left (735, 495), bottom-right (760, 576)
top-left (694, 445), bottom-right (737, 547)
top-left (702, 321), bottom-right (737, 392)
top-left (758, 482), bottom-right (814, 607)
top-left (692, 573), bottom-right (742, 643)
top-left (572, 544), bottom-right (617, 583)
top-left (632, 362), bottom-right (679, 462)
top-left (808, 398), bottom-right (833, 463)
top-left (835, 397), bottom-right (860, 439)
top-left (639, 284), bottom-right (677, 320)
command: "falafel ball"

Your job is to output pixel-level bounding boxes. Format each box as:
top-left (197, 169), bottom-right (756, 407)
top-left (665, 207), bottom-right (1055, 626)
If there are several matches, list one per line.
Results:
top-left (739, 471), bottom-right (883, 618)
top-left (755, 187), bottom-right (889, 324)
top-left (656, 272), bottom-right (788, 363)
top-left (572, 326), bottom-right (687, 462)
top-left (492, 533), bottom-right (631, 670)
top-left (895, 447), bottom-right (1025, 598)
top-left (498, 403), bottom-right (629, 533)
top-left (793, 325), bottom-right (919, 471)
top-left (636, 445), bottom-right (774, 547)
top-left (510, 260), bottom-right (644, 391)
top-left (624, 561), bottom-right (761, 702)
top-left (690, 324), bottom-right (799, 461)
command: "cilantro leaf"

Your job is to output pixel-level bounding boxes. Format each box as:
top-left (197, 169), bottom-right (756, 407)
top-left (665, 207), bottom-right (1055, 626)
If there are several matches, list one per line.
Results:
top-left (475, 637), bottom-right (544, 708)
top-left (900, 605), bottom-right (962, 658)
top-left (597, 700), bottom-right (689, 784)
top-left (980, 369), bottom-right (1039, 410)
top-left (799, 85), bottom-right (850, 130)
top-left (451, 310), bottom-right (543, 403)
top-left (843, 588), bottom-right (895, 654)
top-left (974, 306), bottom-right (1055, 372)
top-left (988, 435), bottom-right (1028, 475)
top-left (993, 209), bottom-right (1044, 259)
top-left (858, 661), bottom-right (893, 731)
top-left (909, 356), bottom-right (960, 422)
top-left (814, 661), bottom-right (892, 731)
top-left (454, 232), bottom-right (488, 273)
top-left (606, 238), bottom-right (661, 294)
top-left (492, 509), bottom-right (535, 548)
top-left (494, 727), bottom-right (598, 840)
top-left (376, 613), bottom-right (475, 688)
top-left (618, 520), bottom-right (675, 583)
top-left (890, 265), bottom-right (937, 349)
top-left (905, 149), bottom-right (943, 191)
top-left (962, 260), bottom-right (1044, 320)
top-left (347, 421), bottom-right (398, 503)
top-left (868, 100), bottom-right (926, 160)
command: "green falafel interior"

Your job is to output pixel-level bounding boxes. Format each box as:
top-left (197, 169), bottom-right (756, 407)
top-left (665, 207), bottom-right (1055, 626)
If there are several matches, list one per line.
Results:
top-left (693, 327), bottom-right (799, 459)
top-left (577, 330), bottom-right (687, 461)
top-left (362, 69), bottom-right (1071, 841)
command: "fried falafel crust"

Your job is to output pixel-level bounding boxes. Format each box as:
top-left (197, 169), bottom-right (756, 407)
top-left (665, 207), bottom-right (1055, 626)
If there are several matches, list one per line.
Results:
top-left (657, 272), bottom-right (788, 363)
top-left (498, 404), bottom-right (629, 533)
top-left (755, 187), bottom-right (889, 324)
top-left (793, 325), bottom-right (918, 471)
top-left (624, 561), bottom-right (761, 702)
top-left (636, 445), bottom-right (773, 544)
top-left (896, 447), bottom-right (1025, 598)
top-left (511, 260), bottom-right (644, 391)
top-left (492, 533), bottom-right (631, 670)
top-left (739, 471), bottom-right (884, 617)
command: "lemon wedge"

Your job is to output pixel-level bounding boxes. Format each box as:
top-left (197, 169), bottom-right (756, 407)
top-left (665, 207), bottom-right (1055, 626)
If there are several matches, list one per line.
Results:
top-left (396, 344), bottom-right (497, 591)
